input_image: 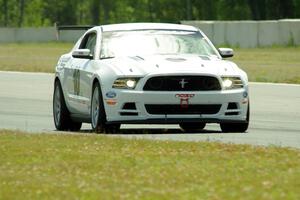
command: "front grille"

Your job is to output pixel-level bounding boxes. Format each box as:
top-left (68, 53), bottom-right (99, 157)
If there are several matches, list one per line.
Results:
top-left (225, 112), bottom-right (239, 116)
top-left (120, 112), bottom-right (138, 116)
top-left (143, 76), bottom-right (221, 91)
top-left (227, 102), bottom-right (238, 110)
top-left (122, 103), bottom-right (136, 110)
top-left (145, 104), bottom-right (221, 115)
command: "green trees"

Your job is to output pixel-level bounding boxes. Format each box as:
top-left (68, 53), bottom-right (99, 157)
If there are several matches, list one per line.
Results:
top-left (248, 0), bottom-right (295, 20)
top-left (0, 0), bottom-right (300, 27)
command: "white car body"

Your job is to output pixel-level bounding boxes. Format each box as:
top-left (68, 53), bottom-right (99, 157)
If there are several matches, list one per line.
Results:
top-left (53, 23), bottom-right (249, 133)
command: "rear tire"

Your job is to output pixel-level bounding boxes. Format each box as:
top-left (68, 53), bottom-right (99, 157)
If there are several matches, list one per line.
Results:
top-left (180, 123), bottom-right (206, 132)
top-left (53, 80), bottom-right (82, 131)
top-left (220, 104), bottom-right (250, 133)
top-left (91, 82), bottom-right (120, 133)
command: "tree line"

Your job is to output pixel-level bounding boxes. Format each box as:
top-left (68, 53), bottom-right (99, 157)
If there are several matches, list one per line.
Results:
top-left (0, 0), bottom-right (299, 27)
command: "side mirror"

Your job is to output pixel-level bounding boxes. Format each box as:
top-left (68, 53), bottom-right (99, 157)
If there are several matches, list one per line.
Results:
top-left (218, 48), bottom-right (234, 58)
top-left (72, 49), bottom-right (93, 59)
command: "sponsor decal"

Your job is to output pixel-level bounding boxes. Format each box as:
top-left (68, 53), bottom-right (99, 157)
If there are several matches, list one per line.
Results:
top-left (175, 94), bottom-right (195, 108)
top-left (106, 91), bottom-right (117, 98)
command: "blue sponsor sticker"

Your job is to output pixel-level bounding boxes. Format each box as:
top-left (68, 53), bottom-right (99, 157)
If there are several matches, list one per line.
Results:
top-left (106, 91), bottom-right (117, 98)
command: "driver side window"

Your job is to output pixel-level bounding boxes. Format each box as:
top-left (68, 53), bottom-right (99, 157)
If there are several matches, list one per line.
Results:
top-left (79, 32), bottom-right (97, 58)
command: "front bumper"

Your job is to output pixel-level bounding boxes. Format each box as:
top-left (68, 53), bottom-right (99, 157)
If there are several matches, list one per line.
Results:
top-left (103, 89), bottom-right (249, 124)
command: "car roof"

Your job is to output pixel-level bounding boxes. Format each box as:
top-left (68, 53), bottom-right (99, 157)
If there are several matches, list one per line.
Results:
top-left (91, 23), bottom-right (199, 32)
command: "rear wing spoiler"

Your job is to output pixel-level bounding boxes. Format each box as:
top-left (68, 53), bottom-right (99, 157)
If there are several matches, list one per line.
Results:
top-left (56, 25), bottom-right (95, 31)
top-left (54, 24), bottom-right (95, 41)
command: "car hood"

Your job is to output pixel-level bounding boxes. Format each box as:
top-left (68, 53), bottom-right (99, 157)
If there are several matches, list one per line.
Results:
top-left (105, 54), bottom-right (242, 77)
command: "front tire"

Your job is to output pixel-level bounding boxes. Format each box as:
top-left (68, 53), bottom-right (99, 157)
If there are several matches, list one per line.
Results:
top-left (91, 82), bottom-right (120, 133)
top-left (220, 104), bottom-right (250, 133)
top-left (180, 123), bottom-right (206, 132)
top-left (53, 80), bottom-right (82, 131)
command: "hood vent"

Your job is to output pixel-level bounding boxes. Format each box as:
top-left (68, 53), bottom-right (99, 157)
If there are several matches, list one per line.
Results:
top-left (166, 57), bottom-right (186, 62)
top-left (130, 56), bottom-right (144, 61)
top-left (199, 55), bottom-right (210, 60)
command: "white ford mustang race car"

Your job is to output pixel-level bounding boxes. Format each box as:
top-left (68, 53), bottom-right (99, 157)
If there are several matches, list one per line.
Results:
top-left (53, 23), bottom-right (249, 133)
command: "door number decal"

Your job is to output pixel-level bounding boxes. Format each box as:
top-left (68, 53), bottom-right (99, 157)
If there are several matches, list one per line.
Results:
top-left (73, 69), bottom-right (80, 95)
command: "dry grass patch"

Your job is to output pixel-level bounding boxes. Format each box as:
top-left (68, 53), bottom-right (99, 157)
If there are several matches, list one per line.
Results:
top-left (0, 43), bottom-right (72, 73)
top-left (230, 47), bottom-right (300, 84)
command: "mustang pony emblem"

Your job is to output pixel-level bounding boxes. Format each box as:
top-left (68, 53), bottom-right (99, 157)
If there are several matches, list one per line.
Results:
top-left (179, 78), bottom-right (188, 89)
top-left (175, 94), bottom-right (195, 108)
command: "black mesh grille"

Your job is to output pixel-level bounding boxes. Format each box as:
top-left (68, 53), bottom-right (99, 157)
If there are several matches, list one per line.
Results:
top-left (145, 104), bottom-right (221, 115)
top-left (120, 112), bottom-right (138, 116)
top-left (225, 112), bottom-right (239, 116)
top-left (227, 102), bottom-right (238, 110)
top-left (122, 103), bottom-right (136, 110)
top-left (143, 76), bottom-right (221, 91)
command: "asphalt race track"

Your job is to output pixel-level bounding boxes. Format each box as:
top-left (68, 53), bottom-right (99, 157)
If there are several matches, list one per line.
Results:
top-left (1, 71), bottom-right (300, 148)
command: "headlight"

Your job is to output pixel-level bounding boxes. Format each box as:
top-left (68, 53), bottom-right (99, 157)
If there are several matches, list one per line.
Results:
top-left (112, 78), bottom-right (140, 89)
top-left (222, 77), bottom-right (244, 90)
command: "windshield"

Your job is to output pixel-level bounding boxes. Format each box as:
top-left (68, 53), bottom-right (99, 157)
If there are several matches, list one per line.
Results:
top-left (100, 30), bottom-right (220, 59)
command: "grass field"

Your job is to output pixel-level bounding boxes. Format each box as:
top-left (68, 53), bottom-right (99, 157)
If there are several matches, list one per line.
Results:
top-left (0, 43), bottom-right (72, 73)
top-left (230, 47), bottom-right (300, 84)
top-left (0, 130), bottom-right (300, 199)
top-left (0, 43), bottom-right (300, 83)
